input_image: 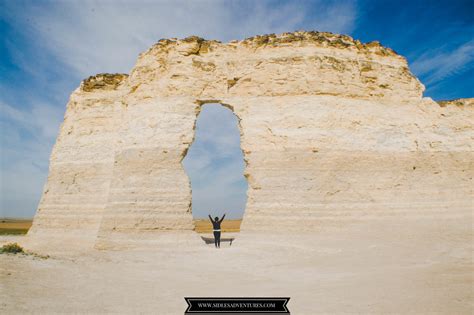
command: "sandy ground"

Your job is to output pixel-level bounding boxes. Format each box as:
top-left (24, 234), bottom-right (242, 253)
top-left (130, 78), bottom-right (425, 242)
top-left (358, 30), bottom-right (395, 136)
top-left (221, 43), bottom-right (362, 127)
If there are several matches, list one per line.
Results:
top-left (1, 218), bottom-right (472, 314)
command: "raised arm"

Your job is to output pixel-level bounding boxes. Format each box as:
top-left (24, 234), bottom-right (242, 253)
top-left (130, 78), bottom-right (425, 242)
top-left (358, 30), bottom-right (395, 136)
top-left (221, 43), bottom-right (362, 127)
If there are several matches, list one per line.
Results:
top-left (219, 214), bottom-right (226, 223)
top-left (208, 214), bottom-right (213, 222)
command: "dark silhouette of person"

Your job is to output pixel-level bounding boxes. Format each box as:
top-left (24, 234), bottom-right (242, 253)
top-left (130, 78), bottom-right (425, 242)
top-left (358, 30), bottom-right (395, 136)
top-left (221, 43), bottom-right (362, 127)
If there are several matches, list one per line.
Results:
top-left (208, 213), bottom-right (226, 248)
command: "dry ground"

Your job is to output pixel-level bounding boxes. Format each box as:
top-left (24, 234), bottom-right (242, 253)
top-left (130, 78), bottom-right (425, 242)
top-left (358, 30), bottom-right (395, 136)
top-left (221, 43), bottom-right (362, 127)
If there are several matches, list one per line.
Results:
top-left (0, 218), bottom-right (472, 314)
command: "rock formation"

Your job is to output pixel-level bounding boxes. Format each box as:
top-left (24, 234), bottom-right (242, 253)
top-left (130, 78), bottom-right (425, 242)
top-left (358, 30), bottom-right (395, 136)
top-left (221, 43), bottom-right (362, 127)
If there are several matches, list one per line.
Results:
top-left (27, 31), bottom-right (473, 250)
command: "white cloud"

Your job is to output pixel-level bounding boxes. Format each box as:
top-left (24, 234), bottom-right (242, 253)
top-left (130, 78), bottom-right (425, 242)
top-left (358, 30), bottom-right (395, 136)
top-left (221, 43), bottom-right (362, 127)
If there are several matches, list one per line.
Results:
top-left (195, 104), bottom-right (242, 156)
top-left (4, 0), bottom-right (357, 77)
top-left (191, 165), bottom-right (248, 219)
top-left (411, 40), bottom-right (474, 85)
top-left (0, 101), bottom-right (64, 140)
top-left (0, 101), bottom-right (64, 218)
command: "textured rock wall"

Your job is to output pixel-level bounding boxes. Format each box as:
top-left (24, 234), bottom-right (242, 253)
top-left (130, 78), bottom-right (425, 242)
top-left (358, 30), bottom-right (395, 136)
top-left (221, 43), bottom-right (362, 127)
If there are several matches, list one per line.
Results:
top-left (27, 32), bottom-right (473, 249)
top-left (126, 32), bottom-right (423, 101)
top-left (28, 75), bottom-right (128, 248)
top-left (95, 96), bottom-right (197, 248)
top-left (238, 96), bottom-right (472, 232)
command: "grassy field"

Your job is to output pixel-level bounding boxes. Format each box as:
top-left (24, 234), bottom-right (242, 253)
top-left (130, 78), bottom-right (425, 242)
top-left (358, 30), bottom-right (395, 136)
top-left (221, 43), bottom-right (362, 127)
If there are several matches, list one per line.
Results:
top-left (0, 219), bottom-right (32, 235)
top-left (0, 218), bottom-right (241, 234)
top-left (193, 219), bottom-right (242, 233)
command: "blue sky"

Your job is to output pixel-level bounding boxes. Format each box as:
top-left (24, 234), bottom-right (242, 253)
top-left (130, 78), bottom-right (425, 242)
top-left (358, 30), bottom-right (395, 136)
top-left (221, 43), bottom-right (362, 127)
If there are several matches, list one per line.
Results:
top-left (0, 0), bottom-right (473, 219)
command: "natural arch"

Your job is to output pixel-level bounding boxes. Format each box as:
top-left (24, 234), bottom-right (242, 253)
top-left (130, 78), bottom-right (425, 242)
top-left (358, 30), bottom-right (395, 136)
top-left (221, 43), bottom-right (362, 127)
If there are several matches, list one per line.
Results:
top-left (182, 103), bottom-right (248, 236)
top-left (26, 32), bottom-right (472, 250)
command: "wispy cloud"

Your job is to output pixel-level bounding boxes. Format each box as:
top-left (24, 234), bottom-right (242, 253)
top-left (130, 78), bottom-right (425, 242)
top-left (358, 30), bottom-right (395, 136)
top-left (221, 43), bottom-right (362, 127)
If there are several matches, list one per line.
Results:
top-left (411, 40), bottom-right (474, 86)
top-left (1, 0), bottom-right (357, 218)
top-left (3, 0), bottom-right (357, 78)
top-left (0, 100), bottom-right (64, 218)
top-left (0, 101), bottom-right (64, 140)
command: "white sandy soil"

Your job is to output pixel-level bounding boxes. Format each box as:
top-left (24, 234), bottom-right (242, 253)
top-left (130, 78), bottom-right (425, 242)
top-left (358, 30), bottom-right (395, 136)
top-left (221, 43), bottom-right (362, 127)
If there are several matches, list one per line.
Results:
top-left (1, 219), bottom-right (472, 314)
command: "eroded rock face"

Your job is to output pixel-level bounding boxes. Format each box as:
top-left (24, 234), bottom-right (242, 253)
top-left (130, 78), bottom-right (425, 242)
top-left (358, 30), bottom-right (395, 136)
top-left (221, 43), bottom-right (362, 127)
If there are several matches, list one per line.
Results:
top-left (437, 98), bottom-right (474, 107)
top-left (27, 31), bottom-right (473, 250)
top-left (127, 32), bottom-right (423, 102)
top-left (82, 73), bottom-right (129, 92)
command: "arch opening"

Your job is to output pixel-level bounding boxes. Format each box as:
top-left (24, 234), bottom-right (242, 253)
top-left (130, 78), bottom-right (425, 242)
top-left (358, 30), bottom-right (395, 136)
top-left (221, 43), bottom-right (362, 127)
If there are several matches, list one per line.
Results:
top-left (182, 103), bottom-right (248, 245)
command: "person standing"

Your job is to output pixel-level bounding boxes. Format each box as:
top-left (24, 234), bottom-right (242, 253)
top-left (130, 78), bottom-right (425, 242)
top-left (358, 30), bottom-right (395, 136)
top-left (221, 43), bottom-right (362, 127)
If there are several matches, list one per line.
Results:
top-left (208, 213), bottom-right (226, 248)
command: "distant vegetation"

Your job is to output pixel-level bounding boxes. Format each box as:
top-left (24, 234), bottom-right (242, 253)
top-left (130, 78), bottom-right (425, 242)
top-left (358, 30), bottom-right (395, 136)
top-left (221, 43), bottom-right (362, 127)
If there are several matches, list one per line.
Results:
top-left (0, 219), bottom-right (32, 235)
top-left (1, 218), bottom-right (243, 234)
top-left (193, 219), bottom-right (242, 233)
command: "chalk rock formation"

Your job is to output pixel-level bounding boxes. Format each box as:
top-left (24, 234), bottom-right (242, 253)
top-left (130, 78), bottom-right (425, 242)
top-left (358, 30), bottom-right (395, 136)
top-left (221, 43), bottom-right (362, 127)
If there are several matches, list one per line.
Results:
top-left (27, 31), bottom-right (473, 250)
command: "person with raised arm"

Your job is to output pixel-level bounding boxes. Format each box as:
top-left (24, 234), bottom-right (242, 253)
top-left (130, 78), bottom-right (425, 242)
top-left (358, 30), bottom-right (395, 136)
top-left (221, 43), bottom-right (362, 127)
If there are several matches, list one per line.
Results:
top-left (208, 213), bottom-right (226, 248)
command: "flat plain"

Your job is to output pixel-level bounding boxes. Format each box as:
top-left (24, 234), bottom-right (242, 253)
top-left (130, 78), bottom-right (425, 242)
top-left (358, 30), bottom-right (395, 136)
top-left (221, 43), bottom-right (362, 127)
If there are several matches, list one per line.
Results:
top-left (1, 217), bottom-right (472, 314)
top-left (193, 219), bottom-right (242, 233)
top-left (0, 219), bottom-right (32, 235)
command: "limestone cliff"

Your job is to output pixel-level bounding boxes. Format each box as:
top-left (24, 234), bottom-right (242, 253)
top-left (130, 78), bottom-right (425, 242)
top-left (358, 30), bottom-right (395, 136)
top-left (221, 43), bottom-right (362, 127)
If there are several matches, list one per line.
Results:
top-left (27, 31), bottom-right (473, 250)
